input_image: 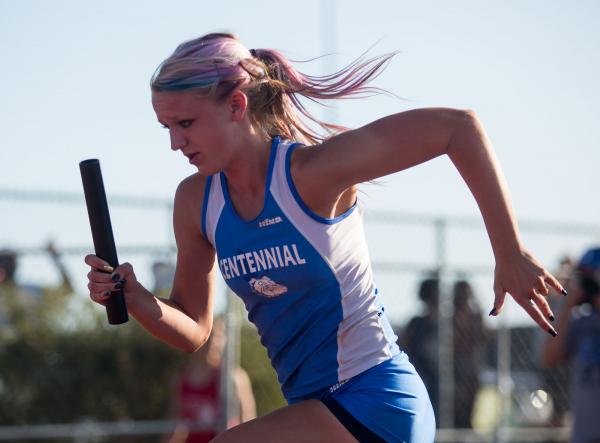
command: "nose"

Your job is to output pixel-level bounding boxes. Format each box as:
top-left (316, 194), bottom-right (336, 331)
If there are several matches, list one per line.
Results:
top-left (170, 130), bottom-right (187, 151)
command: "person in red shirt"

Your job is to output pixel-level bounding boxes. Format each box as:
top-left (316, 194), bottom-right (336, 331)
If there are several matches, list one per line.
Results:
top-left (165, 319), bottom-right (256, 443)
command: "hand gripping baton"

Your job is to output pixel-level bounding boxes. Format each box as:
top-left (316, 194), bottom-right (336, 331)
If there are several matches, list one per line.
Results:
top-left (79, 159), bottom-right (128, 325)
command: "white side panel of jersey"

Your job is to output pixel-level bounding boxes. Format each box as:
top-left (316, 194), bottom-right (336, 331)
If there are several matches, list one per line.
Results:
top-left (270, 141), bottom-right (399, 382)
top-left (204, 174), bottom-right (225, 248)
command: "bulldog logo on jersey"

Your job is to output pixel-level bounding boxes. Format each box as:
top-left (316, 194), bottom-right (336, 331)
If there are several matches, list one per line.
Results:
top-left (249, 276), bottom-right (288, 297)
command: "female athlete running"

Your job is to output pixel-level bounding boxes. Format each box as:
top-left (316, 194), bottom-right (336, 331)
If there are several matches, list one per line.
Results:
top-left (85, 32), bottom-right (564, 442)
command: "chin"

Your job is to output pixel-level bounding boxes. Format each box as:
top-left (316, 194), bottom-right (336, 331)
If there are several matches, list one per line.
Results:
top-left (195, 163), bottom-right (220, 176)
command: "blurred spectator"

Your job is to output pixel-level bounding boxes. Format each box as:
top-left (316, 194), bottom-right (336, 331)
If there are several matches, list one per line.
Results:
top-left (165, 318), bottom-right (256, 443)
top-left (452, 279), bottom-right (488, 429)
top-left (45, 241), bottom-right (73, 293)
top-left (542, 247), bottom-right (600, 443)
top-left (537, 255), bottom-right (575, 428)
top-left (0, 241), bottom-right (72, 338)
top-left (0, 249), bottom-right (17, 285)
top-left (403, 276), bottom-right (440, 422)
top-left (0, 248), bottom-right (19, 333)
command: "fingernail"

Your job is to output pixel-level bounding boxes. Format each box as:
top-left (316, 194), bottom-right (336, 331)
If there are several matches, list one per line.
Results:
top-left (561, 288), bottom-right (568, 296)
top-left (103, 265), bottom-right (114, 272)
top-left (548, 328), bottom-right (558, 337)
top-left (549, 314), bottom-right (555, 322)
top-left (488, 307), bottom-right (497, 316)
top-left (111, 273), bottom-right (121, 282)
top-left (115, 282), bottom-right (123, 290)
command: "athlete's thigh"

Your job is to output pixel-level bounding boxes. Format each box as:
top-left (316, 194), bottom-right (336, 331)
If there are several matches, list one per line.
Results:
top-left (211, 399), bottom-right (357, 443)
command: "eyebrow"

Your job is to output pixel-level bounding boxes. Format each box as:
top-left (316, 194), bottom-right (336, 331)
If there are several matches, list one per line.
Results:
top-left (157, 113), bottom-right (193, 122)
top-left (156, 116), bottom-right (181, 126)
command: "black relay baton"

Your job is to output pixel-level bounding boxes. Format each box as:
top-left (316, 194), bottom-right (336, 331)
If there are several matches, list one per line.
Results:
top-left (79, 159), bottom-right (128, 325)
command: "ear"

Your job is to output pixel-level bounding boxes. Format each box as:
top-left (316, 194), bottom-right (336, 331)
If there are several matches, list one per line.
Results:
top-left (228, 90), bottom-right (248, 122)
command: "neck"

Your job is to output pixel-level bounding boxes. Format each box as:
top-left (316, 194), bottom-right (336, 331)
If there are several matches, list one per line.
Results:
top-left (222, 131), bottom-right (273, 195)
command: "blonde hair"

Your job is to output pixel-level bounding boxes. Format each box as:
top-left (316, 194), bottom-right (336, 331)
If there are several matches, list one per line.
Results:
top-left (151, 32), bottom-right (396, 144)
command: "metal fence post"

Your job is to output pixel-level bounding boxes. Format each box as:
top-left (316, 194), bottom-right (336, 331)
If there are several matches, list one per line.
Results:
top-left (496, 313), bottom-right (512, 443)
top-left (219, 289), bottom-right (242, 432)
top-left (436, 218), bottom-right (455, 430)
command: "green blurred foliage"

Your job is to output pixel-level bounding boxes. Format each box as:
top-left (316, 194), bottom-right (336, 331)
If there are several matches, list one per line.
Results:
top-left (0, 286), bottom-right (189, 427)
top-left (0, 283), bottom-right (286, 441)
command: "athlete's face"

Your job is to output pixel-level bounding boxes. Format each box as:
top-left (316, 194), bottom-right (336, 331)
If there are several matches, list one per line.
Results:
top-left (152, 90), bottom-right (234, 175)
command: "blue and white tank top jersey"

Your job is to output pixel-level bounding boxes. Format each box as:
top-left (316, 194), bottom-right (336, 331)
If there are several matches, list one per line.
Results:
top-left (201, 137), bottom-right (400, 401)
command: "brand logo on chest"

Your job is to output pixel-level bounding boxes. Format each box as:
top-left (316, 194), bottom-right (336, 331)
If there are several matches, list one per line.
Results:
top-left (258, 216), bottom-right (283, 228)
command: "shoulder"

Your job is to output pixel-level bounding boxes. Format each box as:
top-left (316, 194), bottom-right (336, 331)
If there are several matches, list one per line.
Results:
top-left (405, 316), bottom-right (423, 331)
top-left (288, 140), bottom-right (358, 216)
top-left (175, 172), bottom-right (207, 201)
top-left (287, 140), bottom-right (321, 167)
top-left (174, 172), bottom-right (211, 210)
top-left (173, 173), bottom-right (210, 238)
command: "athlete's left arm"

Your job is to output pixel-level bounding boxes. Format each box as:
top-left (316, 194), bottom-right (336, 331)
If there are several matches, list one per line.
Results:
top-left (297, 107), bottom-right (565, 335)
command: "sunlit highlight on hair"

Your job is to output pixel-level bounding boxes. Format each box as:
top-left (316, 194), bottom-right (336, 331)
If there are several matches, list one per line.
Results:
top-left (151, 32), bottom-right (397, 144)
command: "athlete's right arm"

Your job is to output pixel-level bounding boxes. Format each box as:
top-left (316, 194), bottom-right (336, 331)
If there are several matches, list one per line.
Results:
top-left (85, 174), bottom-right (218, 352)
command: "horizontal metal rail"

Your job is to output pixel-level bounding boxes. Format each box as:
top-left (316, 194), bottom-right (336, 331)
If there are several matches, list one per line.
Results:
top-left (0, 422), bottom-right (571, 441)
top-left (0, 420), bottom-right (212, 440)
top-left (0, 188), bottom-right (171, 209)
top-left (1, 188), bottom-right (597, 235)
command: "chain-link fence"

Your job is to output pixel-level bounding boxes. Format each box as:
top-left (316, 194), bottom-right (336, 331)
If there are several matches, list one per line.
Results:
top-left (364, 211), bottom-right (597, 443)
top-left (0, 188), bottom-right (597, 442)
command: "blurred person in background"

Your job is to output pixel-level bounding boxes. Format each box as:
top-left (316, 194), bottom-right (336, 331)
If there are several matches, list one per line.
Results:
top-left (538, 255), bottom-right (575, 429)
top-left (0, 249), bottom-right (17, 286)
top-left (403, 276), bottom-right (440, 422)
top-left (45, 241), bottom-right (73, 293)
top-left (452, 279), bottom-right (488, 429)
top-left (0, 248), bottom-right (19, 334)
top-left (542, 248), bottom-right (600, 443)
top-left (0, 241), bottom-right (72, 338)
top-left (165, 318), bottom-right (256, 443)
top-left (85, 32), bottom-right (567, 442)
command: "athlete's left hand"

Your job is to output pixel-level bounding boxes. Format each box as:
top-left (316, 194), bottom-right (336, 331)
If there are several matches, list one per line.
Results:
top-left (490, 247), bottom-right (565, 336)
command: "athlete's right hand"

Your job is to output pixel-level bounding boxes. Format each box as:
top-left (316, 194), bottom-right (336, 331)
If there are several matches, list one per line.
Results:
top-left (84, 254), bottom-right (140, 306)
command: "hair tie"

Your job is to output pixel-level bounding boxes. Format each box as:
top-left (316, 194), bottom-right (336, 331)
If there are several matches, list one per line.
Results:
top-left (250, 49), bottom-right (257, 58)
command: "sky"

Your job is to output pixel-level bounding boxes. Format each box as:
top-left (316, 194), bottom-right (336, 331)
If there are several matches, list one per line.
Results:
top-left (1, 1), bottom-right (599, 327)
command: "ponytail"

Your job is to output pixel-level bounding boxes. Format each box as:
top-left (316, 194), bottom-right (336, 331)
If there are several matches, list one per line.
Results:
top-left (152, 33), bottom-right (397, 144)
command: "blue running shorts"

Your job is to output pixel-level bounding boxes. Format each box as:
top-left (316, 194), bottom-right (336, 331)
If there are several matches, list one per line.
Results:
top-left (295, 352), bottom-right (436, 442)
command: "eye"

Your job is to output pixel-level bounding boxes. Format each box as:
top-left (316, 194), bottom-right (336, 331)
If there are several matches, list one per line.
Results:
top-left (178, 119), bottom-right (194, 128)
